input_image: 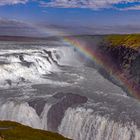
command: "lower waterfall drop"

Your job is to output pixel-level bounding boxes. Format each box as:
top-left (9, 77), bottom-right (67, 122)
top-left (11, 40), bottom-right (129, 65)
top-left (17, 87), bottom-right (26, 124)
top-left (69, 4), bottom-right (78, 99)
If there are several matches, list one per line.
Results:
top-left (58, 107), bottom-right (140, 140)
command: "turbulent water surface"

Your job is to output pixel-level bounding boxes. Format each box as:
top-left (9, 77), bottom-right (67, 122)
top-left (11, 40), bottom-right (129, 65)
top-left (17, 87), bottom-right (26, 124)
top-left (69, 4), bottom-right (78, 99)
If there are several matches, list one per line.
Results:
top-left (0, 39), bottom-right (140, 140)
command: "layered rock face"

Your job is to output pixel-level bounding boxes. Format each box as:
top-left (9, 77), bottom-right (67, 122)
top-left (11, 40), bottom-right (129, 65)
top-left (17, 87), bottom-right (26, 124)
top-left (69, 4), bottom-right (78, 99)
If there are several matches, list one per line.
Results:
top-left (102, 45), bottom-right (140, 83)
top-left (98, 35), bottom-right (140, 96)
top-left (62, 35), bottom-right (140, 98)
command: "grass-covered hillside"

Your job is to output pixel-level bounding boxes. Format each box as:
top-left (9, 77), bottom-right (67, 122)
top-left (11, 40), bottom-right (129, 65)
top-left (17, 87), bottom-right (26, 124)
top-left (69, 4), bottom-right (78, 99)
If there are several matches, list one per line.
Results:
top-left (0, 121), bottom-right (71, 140)
top-left (104, 34), bottom-right (140, 50)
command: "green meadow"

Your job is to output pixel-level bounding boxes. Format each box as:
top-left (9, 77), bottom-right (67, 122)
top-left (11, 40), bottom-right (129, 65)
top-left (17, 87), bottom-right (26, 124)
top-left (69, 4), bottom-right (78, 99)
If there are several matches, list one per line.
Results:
top-left (0, 121), bottom-right (71, 140)
top-left (105, 34), bottom-right (140, 50)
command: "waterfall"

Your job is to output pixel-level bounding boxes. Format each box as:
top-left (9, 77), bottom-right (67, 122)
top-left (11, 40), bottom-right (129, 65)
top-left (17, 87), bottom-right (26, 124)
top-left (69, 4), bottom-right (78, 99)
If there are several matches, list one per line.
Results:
top-left (0, 46), bottom-right (139, 140)
top-left (0, 100), bottom-right (53, 130)
top-left (0, 93), bottom-right (88, 133)
top-left (41, 103), bottom-right (52, 130)
top-left (0, 47), bottom-right (82, 88)
top-left (59, 107), bottom-right (140, 140)
top-left (0, 101), bottom-right (42, 129)
top-left (0, 93), bottom-right (140, 140)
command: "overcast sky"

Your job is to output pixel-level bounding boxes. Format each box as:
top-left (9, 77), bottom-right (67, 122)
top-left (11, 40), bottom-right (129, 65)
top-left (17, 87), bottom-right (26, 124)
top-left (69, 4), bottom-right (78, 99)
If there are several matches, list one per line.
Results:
top-left (0, 0), bottom-right (140, 36)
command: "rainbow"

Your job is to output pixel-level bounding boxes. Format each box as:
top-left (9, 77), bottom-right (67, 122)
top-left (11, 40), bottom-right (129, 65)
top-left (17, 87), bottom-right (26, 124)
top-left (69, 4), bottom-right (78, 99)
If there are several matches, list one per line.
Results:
top-left (63, 36), bottom-right (140, 100)
top-left (39, 26), bottom-right (139, 99)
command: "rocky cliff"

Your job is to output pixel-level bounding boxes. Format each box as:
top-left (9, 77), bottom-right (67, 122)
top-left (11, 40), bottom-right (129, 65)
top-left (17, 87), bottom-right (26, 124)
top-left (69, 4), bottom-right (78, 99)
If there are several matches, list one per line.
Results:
top-left (72, 34), bottom-right (140, 98)
top-left (99, 35), bottom-right (140, 96)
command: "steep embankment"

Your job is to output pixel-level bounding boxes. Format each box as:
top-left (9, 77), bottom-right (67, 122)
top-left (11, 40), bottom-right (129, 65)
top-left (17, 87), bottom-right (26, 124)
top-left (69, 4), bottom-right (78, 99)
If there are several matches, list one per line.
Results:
top-left (103, 35), bottom-right (140, 82)
top-left (97, 35), bottom-right (140, 96)
top-left (0, 121), bottom-right (71, 140)
top-left (70, 34), bottom-right (140, 98)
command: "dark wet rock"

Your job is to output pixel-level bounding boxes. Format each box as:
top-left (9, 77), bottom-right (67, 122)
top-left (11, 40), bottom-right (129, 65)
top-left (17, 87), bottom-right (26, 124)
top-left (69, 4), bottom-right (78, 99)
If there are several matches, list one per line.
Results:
top-left (18, 55), bottom-right (32, 68)
top-left (5, 79), bottom-right (12, 86)
top-left (100, 44), bottom-right (140, 91)
top-left (43, 49), bottom-right (59, 65)
top-left (19, 55), bottom-right (24, 62)
top-left (20, 77), bottom-right (26, 82)
top-left (52, 92), bottom-right (66, 99)
top-left (0, 61), bottom-right (10, 65)
top-left (42, 56), bottom-right (52, 64)
top-left (19, 62), bottom-right (32, 68)
top-left (47, 93), bottom-right (88, 132)
top-left (28, 98), bottom-right (47, 116)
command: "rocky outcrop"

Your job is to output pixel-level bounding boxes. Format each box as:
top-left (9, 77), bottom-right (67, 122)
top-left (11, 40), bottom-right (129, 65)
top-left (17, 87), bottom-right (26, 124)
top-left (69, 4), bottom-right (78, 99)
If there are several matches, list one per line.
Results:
top-left (0, 136), bottom-right (4, 140)
top-left (47, 93), bottom-right (88, 132)
top-left (98, 35), bottom-right (140, 97)
top-left (101, 45), bottom-right (140, 79)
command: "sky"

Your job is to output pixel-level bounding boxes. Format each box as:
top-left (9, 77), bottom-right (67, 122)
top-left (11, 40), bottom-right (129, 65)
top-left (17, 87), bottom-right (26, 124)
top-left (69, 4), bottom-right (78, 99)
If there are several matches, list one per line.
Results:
top-left (0, 0), bottom-right (140, 36)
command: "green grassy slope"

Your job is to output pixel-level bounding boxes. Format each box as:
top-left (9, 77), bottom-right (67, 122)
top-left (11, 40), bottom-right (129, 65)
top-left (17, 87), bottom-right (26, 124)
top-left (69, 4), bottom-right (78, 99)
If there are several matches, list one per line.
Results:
top-left (104, 34), bottom-right (140, 50)
top-left (0, 121), bottom-right (71, 140)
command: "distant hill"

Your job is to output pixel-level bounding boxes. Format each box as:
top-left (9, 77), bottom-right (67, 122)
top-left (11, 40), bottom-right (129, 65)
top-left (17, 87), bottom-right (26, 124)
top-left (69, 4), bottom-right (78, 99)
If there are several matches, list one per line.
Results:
top-left (0, 34), bottom-right (140, 49)
top-left (0, 36), bottom-right (60, 42)
top-left (0, 121), bottom-right (71, 140)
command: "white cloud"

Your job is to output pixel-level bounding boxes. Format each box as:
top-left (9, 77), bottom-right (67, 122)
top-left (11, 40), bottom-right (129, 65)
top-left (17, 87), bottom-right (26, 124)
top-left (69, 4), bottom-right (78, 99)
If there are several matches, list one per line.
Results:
top-left (0, 0), bottom-right (28, 6)
top-left (0, 0), bottom-right (140, 10)
top-left (40, 0), bottom-right (140, 10)
top-left (122, 5), bottom-right (140, 10)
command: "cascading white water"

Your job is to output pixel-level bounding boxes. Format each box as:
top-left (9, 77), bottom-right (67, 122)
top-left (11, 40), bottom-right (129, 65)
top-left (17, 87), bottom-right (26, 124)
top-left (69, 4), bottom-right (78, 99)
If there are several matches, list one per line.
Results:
top-left (41, 103), bottom-right (52, 130)
top-left (0, 101), bottom-right (42, 129)
top-left (59, 107), bottom-right (140, 140)
top-left (0, 101), bottom-right (53, 130)
top-left (0, 93), bottom-right (88, 133)
top-left (0, 50), bottom-right (57, 87)
top-left (0, 47), bottom-right (82, 88)
top-left (0, 45), bottom-right (140, 140)
top-left (1, 95), bottom-right (140, 140)
top-left (49, 47), bottom-right (82, 66)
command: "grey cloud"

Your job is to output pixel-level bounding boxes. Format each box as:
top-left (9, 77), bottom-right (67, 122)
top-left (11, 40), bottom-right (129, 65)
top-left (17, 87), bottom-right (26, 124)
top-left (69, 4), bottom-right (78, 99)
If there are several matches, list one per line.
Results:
top-left (38, 22), bottom-right (140, 35)
top-left (0, 19), bottom-right (49, 37)
top-left (0, 19), bottom-right (140, 37)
